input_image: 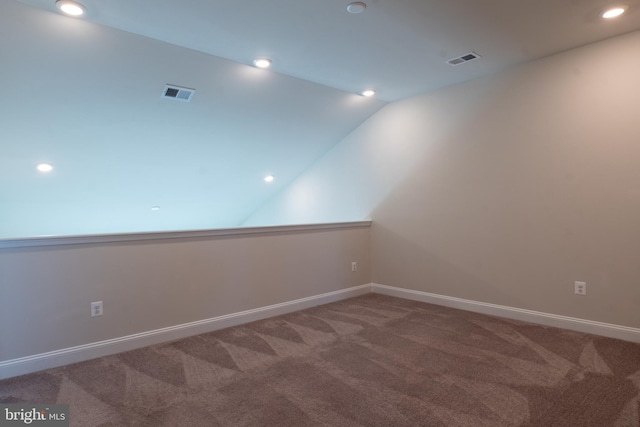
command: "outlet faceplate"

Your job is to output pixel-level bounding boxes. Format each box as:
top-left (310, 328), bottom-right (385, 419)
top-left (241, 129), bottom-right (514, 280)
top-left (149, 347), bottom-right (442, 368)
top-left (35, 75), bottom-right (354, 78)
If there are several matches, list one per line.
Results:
top-left (91, 301), bottom-right (103, 317)
top-left (351, 261), bottom-right (358, 272)
top-left (574, 281), bottom-right (586, 296)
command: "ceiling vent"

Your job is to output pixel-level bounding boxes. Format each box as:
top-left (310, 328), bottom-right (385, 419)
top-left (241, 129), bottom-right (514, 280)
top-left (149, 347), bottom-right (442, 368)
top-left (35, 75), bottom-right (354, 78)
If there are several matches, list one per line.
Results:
top-left (162, 84), bottom-right (195, 102)
top-left (446, 52), bottom-right (481, 66)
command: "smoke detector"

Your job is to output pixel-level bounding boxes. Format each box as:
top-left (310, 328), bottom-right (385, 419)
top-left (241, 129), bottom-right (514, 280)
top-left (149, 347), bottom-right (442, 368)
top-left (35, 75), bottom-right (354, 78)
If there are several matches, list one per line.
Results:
top-left (347, 2), bottom-right (367, 13)
top-left (161, 84), bottom-right (195, 102)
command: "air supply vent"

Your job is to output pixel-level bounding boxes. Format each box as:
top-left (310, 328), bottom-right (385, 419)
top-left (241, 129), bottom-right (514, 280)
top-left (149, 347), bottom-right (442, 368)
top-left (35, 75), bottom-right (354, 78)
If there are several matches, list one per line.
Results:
top-left (446, 52), bottom-right (481, 66)
top-left (162, 84), bottom-right (195, 102)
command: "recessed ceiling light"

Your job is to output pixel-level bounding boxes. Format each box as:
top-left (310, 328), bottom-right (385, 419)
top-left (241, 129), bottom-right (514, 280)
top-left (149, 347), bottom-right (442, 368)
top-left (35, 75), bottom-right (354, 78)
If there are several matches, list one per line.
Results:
top-left (253, 58), bottom-right (272, 69)
top-left (36, 162), bottom-right (54, 173)
top-left (602, 6), bottom-right (627, 18)
top-left (55, 0), bottom-right (86, 16)
top-left (347, 2), bottom-right (367, 14)
top-left (264, 175), bottom-right (275, 183)
top-left (361, 89), bottom-right (376, 97)
top-left (151, 206), bottom-right (160, 211)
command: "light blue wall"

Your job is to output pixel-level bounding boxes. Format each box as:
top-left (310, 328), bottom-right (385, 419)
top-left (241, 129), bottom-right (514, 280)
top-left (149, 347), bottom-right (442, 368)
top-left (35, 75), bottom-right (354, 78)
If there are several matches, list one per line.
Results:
top-left (0, 1), bottom-right (385, 238)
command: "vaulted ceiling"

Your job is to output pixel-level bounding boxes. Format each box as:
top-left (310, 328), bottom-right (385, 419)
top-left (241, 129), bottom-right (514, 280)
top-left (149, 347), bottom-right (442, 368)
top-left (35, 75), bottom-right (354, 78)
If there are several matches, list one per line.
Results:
top-left (3, 0), bottom-right (640, 238)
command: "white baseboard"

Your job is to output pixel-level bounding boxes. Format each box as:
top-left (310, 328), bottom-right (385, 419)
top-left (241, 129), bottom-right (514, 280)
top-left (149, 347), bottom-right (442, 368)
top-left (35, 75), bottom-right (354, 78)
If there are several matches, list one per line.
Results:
top-left (4, 282), bottom-right (639, 380)
top-left (0, 284), bottom-right (371, 380)
top-left (372, 283), bottom-right (640, 344)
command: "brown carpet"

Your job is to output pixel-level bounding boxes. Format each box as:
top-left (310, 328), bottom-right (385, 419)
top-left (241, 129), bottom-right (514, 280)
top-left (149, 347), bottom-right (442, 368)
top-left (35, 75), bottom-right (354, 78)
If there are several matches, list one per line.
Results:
top-left (2, 294), bottom-right (640, 426)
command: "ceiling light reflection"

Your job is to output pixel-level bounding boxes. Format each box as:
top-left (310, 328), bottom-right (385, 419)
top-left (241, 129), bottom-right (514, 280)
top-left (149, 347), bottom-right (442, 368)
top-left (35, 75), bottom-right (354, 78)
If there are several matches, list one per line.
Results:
top-left (602, 7), bottom-right (626, 18)
top-left (56, 0), bottom-right (86, 16)
top-left (253, 58), bottom-right (272, 69)
top-left (36, 163), bottom-right (54, 173)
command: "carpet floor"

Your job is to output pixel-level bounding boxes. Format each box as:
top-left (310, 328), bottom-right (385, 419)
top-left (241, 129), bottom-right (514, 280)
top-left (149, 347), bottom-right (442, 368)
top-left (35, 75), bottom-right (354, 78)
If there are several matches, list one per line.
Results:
top-left (1, 294), bottom-right (640, 426)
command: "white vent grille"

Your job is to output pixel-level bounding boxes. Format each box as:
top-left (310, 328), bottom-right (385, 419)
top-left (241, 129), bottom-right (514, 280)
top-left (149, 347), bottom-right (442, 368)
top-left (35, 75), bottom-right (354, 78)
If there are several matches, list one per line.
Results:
top-left (446, 52), bottom-right (481, 66)
top-left (162, 84), bottom-right (195, 102)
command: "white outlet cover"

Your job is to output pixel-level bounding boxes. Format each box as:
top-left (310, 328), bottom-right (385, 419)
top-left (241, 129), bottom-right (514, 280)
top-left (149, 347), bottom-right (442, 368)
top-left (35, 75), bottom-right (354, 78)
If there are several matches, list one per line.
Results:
top-left (91, 301), bottom-right (103, 317)
top-left (574, 281), bottom-right (586, 295)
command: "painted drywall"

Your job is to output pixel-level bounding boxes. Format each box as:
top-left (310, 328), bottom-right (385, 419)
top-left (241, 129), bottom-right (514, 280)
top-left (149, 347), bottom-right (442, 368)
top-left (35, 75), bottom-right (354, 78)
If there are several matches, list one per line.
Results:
top-left (0, 225), bottom-right (370, 361)
top-left (0, 1), bottom-right (384, 238)
top-left (241, 94), bottom-right (448, 225)
top-left (245, 30), bottom-right (640, 329)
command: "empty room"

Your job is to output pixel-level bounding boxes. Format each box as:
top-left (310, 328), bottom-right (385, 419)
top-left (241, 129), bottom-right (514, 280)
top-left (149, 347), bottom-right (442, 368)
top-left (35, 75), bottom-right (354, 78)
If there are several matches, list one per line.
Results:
top-left (1, 0), bottom-right (640, 425)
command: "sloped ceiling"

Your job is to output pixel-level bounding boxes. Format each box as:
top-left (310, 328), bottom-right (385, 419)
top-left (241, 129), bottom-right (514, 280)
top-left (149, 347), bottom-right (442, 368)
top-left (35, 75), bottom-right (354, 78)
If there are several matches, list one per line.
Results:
top-left (15, 0), bottom-right (640, 101)
top-left (3, 0), bottom-right (640, 238)
top-left (1, 1), bottom-right (385, 237)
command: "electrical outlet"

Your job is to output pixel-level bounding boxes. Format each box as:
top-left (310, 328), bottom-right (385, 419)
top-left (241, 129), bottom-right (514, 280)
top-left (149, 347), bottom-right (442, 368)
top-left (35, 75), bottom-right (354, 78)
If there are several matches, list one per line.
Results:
top-left (91, 301), bottom-right (103, 317)
top-left (574, 281), bottom-right (586, 296)
top-left (351, 261), bottom-right (358, 272)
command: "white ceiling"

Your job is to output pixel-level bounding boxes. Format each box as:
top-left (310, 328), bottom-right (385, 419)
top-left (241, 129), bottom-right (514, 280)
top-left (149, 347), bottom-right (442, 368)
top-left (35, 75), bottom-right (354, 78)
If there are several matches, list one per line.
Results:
top-left (3, 0), bottom-right (640, 238)
top-left (16, 0), bottom-right (640, 101)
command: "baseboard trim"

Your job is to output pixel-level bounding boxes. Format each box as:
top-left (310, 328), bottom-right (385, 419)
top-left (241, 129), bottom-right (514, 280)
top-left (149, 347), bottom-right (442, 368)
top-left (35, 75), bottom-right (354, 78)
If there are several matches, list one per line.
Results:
top-left (5, 283), bottom-right (638, 380)
top-left (371, 283), bottom-right (640, 344)
top-left (0, 284), bottom-right (371, 380)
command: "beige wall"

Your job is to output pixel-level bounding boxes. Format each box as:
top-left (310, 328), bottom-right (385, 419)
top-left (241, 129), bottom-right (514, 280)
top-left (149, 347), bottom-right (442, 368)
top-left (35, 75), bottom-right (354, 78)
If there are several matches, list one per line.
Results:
top-left (0, 225), bottom-right (370, 361)
top-left (4, 29), bottom-right (640, 372)
top-left (245, 30), bottom-right (640, 329)
top-left (371, 31), bottom-right (640, 328)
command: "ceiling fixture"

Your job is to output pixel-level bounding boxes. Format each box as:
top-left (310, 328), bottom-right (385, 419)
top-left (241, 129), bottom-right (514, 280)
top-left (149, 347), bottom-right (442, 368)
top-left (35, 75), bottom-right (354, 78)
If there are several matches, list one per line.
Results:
top-left (253, 58), bottom-right (272, 69)
top-left (347, 2), bottom-right (367, 14)
top-left (36, 163), bottom-right (54, 173)
top-left (264, 175), bottom-right (275, 183)
top-left (601, 6), bottom-right (627, 18)
top-left (447, 52), bottom-right (481, 66)
top-left (55, 0), bottom-right (86, 16)
top-left (162, 84), bottom-right (195, 102)
top-left (151, 206), bottom-right (160, 211)
top-left (361, 89), bottom-right (375, 97)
